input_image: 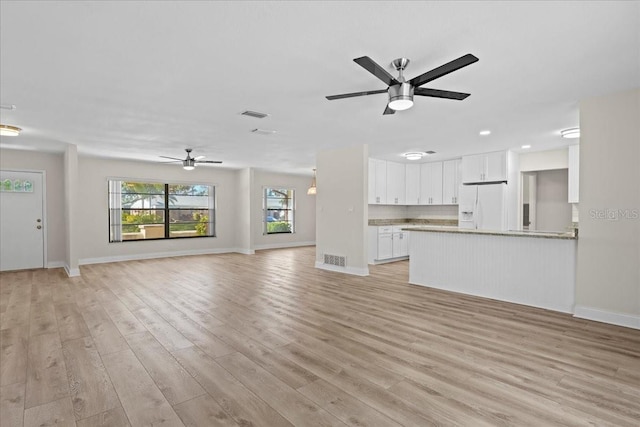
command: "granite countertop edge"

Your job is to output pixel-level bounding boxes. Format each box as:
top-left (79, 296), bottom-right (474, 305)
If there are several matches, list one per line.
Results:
top-left (402, 226), bottom-right (578, 240)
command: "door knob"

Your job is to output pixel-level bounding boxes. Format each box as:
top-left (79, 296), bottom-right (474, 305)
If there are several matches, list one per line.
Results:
top-left (37, 219), bottom-right (42, 223)
top-left (37, 225), bottom-right (42, 229)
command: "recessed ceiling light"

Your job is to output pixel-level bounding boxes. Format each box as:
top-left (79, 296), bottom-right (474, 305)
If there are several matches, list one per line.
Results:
top-left (561, 128), bottom-right (580, 139)
top-left (521, 145), bottom-right (531, 149)
top-left (404, 152), bottom-right (424, 160)
top-left (0, 124), bottom-right (21, 136)
top-left (479, 130), bottom-right (491, 136)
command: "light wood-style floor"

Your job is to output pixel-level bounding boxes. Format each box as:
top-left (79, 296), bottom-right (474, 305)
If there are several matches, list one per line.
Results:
top-left (1, 246), bottom-right (639, 426)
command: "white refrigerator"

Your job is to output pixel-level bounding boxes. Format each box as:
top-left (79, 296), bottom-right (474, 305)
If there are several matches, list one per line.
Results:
top-left (458, 183), bottom-right (508, 231)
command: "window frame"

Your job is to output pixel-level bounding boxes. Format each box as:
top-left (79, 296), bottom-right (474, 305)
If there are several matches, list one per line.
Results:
top-left (263, 187), bottom-right (295, 235)
top-left (108, 179), bottom-right (216, 243)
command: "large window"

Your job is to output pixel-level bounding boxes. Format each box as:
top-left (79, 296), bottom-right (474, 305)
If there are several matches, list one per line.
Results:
top-left (264, 188), bottom-right (294, 234)
top-left (108, 180), bottom-right (215, 242)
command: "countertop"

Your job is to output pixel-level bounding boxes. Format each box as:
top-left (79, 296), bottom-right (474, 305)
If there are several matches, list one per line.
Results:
top-left (402, 225), bottom-right (578, 240)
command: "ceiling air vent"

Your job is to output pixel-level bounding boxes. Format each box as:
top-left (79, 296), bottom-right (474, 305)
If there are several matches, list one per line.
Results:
top-left (241, 110), bottom-right (270, 119)
top-left (425, 151), bottom-right (436, 155)
top-left (251, 128), bottom-right (277, 135)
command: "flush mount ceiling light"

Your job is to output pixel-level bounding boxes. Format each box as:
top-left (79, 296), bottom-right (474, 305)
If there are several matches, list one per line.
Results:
top-left (404, 152), bottom-right (424, 160)
top-left (561, 128), bottom-right (580, 139)
top-left (307, 169), bottom-right (317, 195)
top-left (479, 130), bottom-right (491, 136)
top-left (521, 145), bottom-right (531, 149)
top-left (0, 124), bottom-right (21, 136)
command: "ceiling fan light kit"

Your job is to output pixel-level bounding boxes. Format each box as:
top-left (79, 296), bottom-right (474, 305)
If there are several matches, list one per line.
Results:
top-left (160, 148), bottom-right (223, 170)
top-left (326, 53), bottom-right (478, 115)
top-left (0, 124), bottom-right (21, 136)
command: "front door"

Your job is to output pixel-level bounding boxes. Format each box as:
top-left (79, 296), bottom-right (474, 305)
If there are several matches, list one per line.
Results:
top-left (0, 170), bottom-right (45, 271)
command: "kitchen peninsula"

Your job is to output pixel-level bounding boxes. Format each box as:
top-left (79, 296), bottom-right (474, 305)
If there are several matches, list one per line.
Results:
top-left (404, 226), bottom-right (578, 313)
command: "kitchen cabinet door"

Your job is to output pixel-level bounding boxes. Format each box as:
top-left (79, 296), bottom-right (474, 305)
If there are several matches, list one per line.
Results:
top-left (378, 233), bottom-right (393, 259)
top-left (442, 159), bottom-right (461, 204)
top-left (386, 161), bottom-right (406, 205)
top-left (420, 162), bottom-right (443, 205)
top-left (461, 151), bottom-right (507, 183)
top-left (368, 158), bottom-right (387, 204)
top-left (568, 145), bottom-right (579, 203)
top-left (461, 154), bottom-right (484, 183)
top-left (484, 151), bottom-right (507, 182)
top-left (405, 164), bottom-right (421, 205)
top-left (392, 228), bottom-right (409, 257)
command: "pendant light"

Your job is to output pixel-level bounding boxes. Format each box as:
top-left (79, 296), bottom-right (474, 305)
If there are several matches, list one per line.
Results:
top-left (307, 169), bottom-right (317, 195)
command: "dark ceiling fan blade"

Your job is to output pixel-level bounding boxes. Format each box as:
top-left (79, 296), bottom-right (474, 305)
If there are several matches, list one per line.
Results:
top-left (326, 89), bottom-right (388, 100)
top-left (196, 160), bottom-right (223, 164)
top-left (409, 53), bottom-right (479, 88)
top-left (383, 104), bottom-right (396, 115)
top-left (414, 87), bottom-right (471, 100)
top-left (353, 56), bottom-right (400, 86)
top-left (159, 155), bottom-right (183, 161)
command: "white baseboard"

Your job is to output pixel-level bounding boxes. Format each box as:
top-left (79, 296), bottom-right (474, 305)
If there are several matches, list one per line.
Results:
top-left (233, 248), bottom-right (255, 255)
top-left (574, 305), bottom-right (640, 330)
top-left (314, 261), bottom-right (369, 277)
top-left (79, 247), bottom-right (239, 266)
top-left (253, 241), bottom-right (316, 251)
top-left (64, 264), bottom-right (81, 277)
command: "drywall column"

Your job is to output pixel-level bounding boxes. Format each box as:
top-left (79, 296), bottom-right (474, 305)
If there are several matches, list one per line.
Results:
top-left (315, 145), bottom-right (369, 276)
top-left (64, 144), bottom-right (80, 276)
top-left (235, 168), bottom-right (255, 254)
top-left (575, 88), bottom-right (640, 329)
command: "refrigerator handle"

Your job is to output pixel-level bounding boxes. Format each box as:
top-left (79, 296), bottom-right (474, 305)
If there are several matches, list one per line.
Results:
top-left (474, 192), bottom-right (479, 229)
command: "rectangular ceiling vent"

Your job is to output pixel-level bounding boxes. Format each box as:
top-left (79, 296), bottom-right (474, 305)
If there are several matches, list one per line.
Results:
top-left (241, 110), bottom-right (269, 119)
top-left (251, 128), bottom-right (277, 135)
top-left (323, 254), bottom-right (346, 267)
top-left (425, 150), bottom-right (436, 155)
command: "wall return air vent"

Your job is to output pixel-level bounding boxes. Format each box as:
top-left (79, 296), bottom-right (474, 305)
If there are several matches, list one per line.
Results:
top-left (323, 254), bottom-right (346, 267)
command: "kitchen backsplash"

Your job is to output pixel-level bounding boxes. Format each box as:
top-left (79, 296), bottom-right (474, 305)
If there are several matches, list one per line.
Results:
top-left (368, 204), bottom-right (459, 220)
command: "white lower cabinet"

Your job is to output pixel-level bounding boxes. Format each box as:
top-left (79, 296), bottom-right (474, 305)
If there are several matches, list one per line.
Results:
top-left (368, 226), bottom-right (409, 264)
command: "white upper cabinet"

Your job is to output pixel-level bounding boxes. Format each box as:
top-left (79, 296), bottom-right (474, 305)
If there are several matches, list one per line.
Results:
top-left (405, 164), bottom-right (421, 205)
top-left (386, 162), bottom-right (406, 205)
top-left (368, 158), bottom-right (387, 204)
top-left (461, 151), bottom-right (507, 183)
top-left (419, 162), bottom-right (443, 205)
top-left (568, 145), bottom-right (579, 203)
top-left (442, 158), bottom-right (461, 204)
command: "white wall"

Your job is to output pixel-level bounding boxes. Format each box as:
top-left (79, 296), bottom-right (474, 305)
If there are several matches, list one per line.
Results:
top-left (520, 148), bottom-right (568, 172)
top-left (576, 88), bottom-right (640, 329)
top-left (0, 149), bottom-right (66, 267)
top-left (535, 169), bottom-right (572, 232)
top-left (76, 156), bottom-right (240, 264)
top-left (251, 169), bottom-right (316, 250)
top-left (235, 168), bottom-right (253, 254)
top-left (64, 145), bottom-right (80, 275)
top-left (316, 145), bottom-right (368, 276)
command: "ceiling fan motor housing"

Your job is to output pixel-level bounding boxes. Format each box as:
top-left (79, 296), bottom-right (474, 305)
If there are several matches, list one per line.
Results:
top-left (388, 82), bottom-right (414, 110)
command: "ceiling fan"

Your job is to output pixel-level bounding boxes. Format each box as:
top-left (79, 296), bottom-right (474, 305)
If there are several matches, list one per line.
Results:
top-left (326, 53), bottom-right (478, 115)
top-left (160, 148), bottom-right (222, 170)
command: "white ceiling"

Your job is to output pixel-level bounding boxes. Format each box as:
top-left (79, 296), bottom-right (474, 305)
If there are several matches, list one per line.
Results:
top-left (1, 1), bottom-right (638, 175)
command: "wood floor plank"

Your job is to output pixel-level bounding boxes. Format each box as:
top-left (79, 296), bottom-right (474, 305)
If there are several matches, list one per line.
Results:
top-left (23, 396), bottom-right (75, 427)
top-left (62, 336), bottom-right (119, 420)
top-left (216, 352), bottom-right (345, 427)
top-left (297, 379), bottom-right (403, 427)
top-left (172, 346), bottom-right (294, 427)
top-left (132, 307), bottom-right (193, 352)
top-left (25, 332), bottom-right (70, 409)
top-left (172, 394), bottom-right (240, 427)
top-left (80, 307), bottom-right (129, 356)
top-left (0, 325), bottom-right (28, 386)
top-left (102, 349), bottom-right (184, 427)
top-left (0, 382), bottom-right (25, 427)
top-left (124, 331), bottom-right (205, 405)
top-left (99, 297), bottom-right (147, 337)
top-left (55, 303), bottom-right (91, 343)
top-left (76, 405), bottom-right (131, 427)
